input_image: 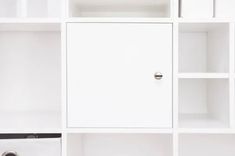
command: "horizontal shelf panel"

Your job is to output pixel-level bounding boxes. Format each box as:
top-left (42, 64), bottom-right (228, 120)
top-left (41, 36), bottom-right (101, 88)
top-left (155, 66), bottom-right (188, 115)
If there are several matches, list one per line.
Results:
top-left (65, 128), bottom-right (173, 134)
top-left (177, 18), bottom-right (233, 23)
top-left (0, 23), bottom-right (60, 31)
top-left (66, 17), bottom-right (173, 23)
top-left (178, 128), bottom-right (235, 134)
top-left (178, 73), bottom-right (229, 79)
top-left (0, 18), bottom-right (61, 23)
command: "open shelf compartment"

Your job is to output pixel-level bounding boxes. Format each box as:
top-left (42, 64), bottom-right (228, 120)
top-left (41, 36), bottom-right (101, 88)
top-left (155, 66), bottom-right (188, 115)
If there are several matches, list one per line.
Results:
top-left (179, 23), bottom-right (230, 73)
top-left (179, 134), bottom-right (235, 156)
top-left (0, 0), bottom-right (60, 18)
top-left (0, 23), bottom-right (61, 130)
top-left (67, 133), bottom-right (172, 156)
top-left (69, 0), bottom-right (171, 17)
top-left (179, 78), bottom-right (230, 128)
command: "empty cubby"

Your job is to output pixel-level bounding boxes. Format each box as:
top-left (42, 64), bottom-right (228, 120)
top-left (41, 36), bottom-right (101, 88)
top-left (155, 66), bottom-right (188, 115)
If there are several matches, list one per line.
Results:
top-left (69, 0), bottom-right (171, 17)
top-left (0, 23), bottom-right (61, 130)
top-left (67, 133), bottom-right (173, 156)
top-left (179, 134), bottom-right (235, 156)
top-left (179, 79), bottom-right (229, 128)
top-left (179, 23), bottom-right (229, 73)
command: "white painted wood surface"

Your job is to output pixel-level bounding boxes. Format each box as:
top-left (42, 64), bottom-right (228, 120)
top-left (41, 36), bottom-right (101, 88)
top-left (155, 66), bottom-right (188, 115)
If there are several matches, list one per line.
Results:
top-left (0, 1), bottom-right (234, 156)
top-left (67, 23), bottom-right (172, 128)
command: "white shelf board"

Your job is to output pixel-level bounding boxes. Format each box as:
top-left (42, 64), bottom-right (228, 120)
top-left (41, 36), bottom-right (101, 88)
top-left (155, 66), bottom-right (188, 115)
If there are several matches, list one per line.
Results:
top-left (66, 17), bottom-right (173, 23)
top-left (178, 128), bottom-right (235, 134)
top-left (177, 18), bottom-right (233, 23)
top-left (65, 128), bottom-right (173, 134)
top-left (0, 111), bottom-right (61, 132)
top-left (0, 18), bottom-right (61, 24)
top-left (178, 73), bottom-right (229, 79)
top-left (179, 114), bottom-right (228, 128)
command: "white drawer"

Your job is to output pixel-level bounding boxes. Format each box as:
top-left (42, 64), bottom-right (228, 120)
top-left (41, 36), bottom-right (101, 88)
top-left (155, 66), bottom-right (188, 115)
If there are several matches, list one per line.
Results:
top-left (180, 0), bottom-right (214, 18)
top-left (0, 138), bottom-right (61, 156)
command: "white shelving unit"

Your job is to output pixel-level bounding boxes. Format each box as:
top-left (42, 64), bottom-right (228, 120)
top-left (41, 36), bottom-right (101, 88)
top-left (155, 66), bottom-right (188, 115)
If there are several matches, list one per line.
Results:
top-left (0, 0), bottom-right (235, 156)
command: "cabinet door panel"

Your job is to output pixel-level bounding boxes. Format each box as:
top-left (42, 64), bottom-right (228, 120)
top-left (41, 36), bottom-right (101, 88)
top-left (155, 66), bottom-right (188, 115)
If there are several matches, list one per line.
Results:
top-left (67, 23), bottom-right (172, 128)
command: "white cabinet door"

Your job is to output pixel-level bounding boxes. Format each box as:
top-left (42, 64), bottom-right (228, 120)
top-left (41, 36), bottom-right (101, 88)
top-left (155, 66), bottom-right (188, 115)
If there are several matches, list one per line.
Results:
top-left (67, 23), bottom-right (172, 128)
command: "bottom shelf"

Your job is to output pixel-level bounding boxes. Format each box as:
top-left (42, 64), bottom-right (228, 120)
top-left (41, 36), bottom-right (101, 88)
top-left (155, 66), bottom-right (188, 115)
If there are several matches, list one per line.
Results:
top-left (67, 134), bottom-right (172, 156)
top-left (0, 111), bottom-right (61, 131)
top-left (179, 114), bottom-right (228, 128)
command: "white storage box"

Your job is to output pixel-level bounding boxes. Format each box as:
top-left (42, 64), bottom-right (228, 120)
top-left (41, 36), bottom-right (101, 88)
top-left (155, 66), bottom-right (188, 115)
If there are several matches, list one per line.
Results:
top-left (0, 138), bottom-right (61, 156)
top-left (180, 0), bottom-right (214, 18)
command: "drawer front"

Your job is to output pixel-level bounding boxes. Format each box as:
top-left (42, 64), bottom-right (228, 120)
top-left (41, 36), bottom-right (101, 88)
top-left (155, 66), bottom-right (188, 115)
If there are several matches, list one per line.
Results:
top-left (0, 138), bottom-right (61, 156)
top-left (180, 0), bottom-right (214, 18)
top-left (67, 23), bottom-right (173, 128)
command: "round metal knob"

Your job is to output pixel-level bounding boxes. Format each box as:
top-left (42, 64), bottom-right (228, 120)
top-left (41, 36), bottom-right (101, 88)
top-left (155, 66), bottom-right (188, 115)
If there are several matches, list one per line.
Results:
top-left (154, 72), bottom-right (163, 80)
top-left (2, 151), bottom-right (18, 156)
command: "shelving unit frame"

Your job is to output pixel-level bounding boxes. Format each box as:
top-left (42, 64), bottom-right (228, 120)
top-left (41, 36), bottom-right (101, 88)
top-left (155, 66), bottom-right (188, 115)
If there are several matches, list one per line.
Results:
top-left (0, 0), bottom-right (235, 156)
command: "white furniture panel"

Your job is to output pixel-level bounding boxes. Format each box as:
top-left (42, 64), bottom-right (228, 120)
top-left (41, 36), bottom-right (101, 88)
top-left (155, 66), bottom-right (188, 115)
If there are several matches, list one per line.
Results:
top-left (0, 24), bottom-right (61, 130)
top-left (180, 0), bottom-right (214, 18)
top-left (179, 134), bottom-right (235, 156)
top-left (215, 0), bottom-right (235, 18)
top-left (69, 0), bottom-right (171, 17)
top-left (179, 79), bottom-right (229, 128)
top-left (179, 23), bottom-right (229, 73)
top-left (67, 23), bottom-right (172, 128)
top-left (67, 134), bottom-right (172, 156)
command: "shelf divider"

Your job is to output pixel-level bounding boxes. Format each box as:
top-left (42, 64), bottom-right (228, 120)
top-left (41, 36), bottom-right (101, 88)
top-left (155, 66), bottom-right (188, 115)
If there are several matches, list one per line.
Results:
top-left (178, 73), bottom-right (229, 79)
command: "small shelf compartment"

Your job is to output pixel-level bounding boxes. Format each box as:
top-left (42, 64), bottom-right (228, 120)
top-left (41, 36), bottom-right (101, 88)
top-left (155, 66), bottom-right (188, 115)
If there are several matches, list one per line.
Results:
top-left (67, 133), bottom-right (172, 156)
top-left (179, 134), bottom-right (235, 156)
top-left (179, 23), bottom-right (229, 73)
top-left (0, 23), bottom-right (61, 130)
top-left (69, 0), bottom-right (171, 17)
top-left (179, 79), bottom-right (229, 128)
